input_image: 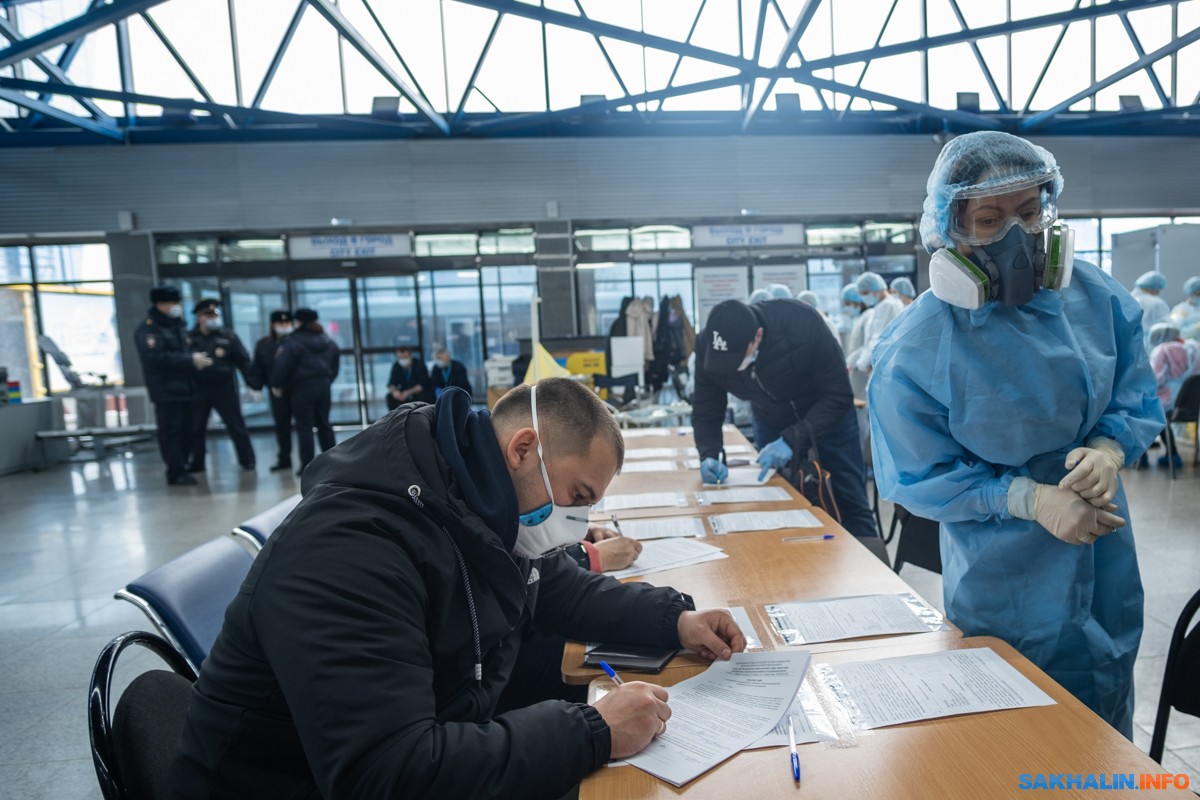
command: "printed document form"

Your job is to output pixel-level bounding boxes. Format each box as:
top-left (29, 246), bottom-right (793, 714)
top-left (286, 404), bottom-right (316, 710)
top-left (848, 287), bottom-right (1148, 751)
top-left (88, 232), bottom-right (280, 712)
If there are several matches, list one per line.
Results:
top-left (593, 492), bottom-right (690, 513)
top-left (608, 538), bottom-right (726, 579)
top-left (701, 467), bottom-right (775, 486)
top-left (623, 652), bottom-right (811, 786)
top-left (695, 487), bottom-right (791, 505)
top-left (709, 509), bottom-right (822, 534)
top-left (616, 517), bottom-right (707, 541)
top-left (816, 647), bottom-right (1055, 730)
top-left (766, 593), bottom-right (946, 645)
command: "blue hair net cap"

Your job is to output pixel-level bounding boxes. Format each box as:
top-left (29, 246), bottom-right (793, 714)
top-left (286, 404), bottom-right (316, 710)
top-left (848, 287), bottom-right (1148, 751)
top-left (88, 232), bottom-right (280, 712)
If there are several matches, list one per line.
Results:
top-left (748, 287), bottom-right (771, 304)
top-left (856, 272), bottom-right (887, 293)
top-left (796, 290), bottom-right (820, 308)
top-left (919, 131), bottom-right (1064, 253)
top-left (1185, 276), bottom-right (1200, 296)
top-left (1135, 271), bottom-right (1167, 291)
top-left (841, 283), bottom-right (862, 303)
top-left (890, 277), bottom-right (916, 298)
top-left (1148, 322), bottom-right (1182, 348)
top-left (767, 283), bottom-right (792, 299)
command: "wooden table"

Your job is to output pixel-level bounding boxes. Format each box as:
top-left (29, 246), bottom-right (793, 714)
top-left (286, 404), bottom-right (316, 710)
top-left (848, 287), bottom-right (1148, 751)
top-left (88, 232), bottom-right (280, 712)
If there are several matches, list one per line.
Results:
top-left (581, 636), bottom-right (1192, 799)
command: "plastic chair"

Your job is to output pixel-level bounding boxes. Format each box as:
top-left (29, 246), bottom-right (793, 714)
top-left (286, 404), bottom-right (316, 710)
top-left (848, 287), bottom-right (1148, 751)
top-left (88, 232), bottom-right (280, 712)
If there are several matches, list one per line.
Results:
top-left (89, 630), bottom-right (197, 800)
top-left (115, 537), bottom-right (254, 673)
top-left (1165, 375), bottom-right (1200, 479)
top-left (593, 373), bottom-right (639, 407)
top-left (231, 493), bottom-right (302, 550)
top-left (1149, 587), bottom-right (1200, 762)
top-left (891, 505), bottom-right (943, 575)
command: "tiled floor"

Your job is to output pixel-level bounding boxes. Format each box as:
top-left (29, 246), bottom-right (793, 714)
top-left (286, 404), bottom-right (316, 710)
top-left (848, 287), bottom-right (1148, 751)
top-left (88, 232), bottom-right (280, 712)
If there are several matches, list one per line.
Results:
top-left (1, 432), bottom-right (1197, 798)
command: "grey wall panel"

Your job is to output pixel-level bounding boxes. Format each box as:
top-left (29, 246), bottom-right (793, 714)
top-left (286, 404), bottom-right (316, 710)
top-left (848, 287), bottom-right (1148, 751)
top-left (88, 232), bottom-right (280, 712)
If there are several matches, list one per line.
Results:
top-left (2, 135), bottom-right (1199, 235)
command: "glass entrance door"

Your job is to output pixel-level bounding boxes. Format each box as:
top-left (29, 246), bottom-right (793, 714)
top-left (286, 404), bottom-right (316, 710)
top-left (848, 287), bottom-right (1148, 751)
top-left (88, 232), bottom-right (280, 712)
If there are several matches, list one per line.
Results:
top-left (293, 278), bottom-right (364, 426)
top-left (225, 277), bottom-right (288, 426)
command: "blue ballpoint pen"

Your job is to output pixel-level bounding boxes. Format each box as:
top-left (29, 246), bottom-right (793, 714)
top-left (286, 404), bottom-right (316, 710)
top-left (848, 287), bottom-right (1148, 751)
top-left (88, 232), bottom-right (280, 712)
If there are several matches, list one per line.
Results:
top-left (789, 716), bottom-right (800, 782)
top-left (598, 661), bottom-right (624, 685)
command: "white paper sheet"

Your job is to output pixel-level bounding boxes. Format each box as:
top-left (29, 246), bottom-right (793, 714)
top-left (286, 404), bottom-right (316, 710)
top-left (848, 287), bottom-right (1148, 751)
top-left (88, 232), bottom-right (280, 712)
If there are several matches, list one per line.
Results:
top-left (617, 516), bottom-right (707, 541)
top-left (695, 486), bottom-right (791, 505)
top-left (624, 447), bottom-right (682, 459)
top-left (623, 428), bottom-right (683, 439)
top-left (620, 460), bottom-right (679, 473)
top-left (747, 682), bottom-right (838, 749)
top-left (622, 652), bottom-right (811, 787)
top-left (708, 509), bottom-right (822, 534)
top-left (766, 593), bottom-right (947, 646)
top-left (608, 537), bottom-right (726, 579)
top-left (593, 492), bottom-right (690, 513)
top-left (816, 647), bottom-right (1056, 730)
top-left (701, 467), bottom-right (775, 486)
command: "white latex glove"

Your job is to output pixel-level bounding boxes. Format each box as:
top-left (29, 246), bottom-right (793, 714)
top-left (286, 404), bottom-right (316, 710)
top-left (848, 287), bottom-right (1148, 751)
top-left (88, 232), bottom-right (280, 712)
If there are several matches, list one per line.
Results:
top-left (1059, 438), bottom-right (1124, 508)
top-left (1031, 483), bottom-right (1126, 545)
top-left (192, 352), bottom-right (214, 370)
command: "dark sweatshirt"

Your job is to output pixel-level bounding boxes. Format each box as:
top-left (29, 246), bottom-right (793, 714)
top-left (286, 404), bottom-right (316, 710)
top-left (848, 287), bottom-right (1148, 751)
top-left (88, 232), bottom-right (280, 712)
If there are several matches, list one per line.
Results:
top-left (166, 389), bottom-right (691, 800)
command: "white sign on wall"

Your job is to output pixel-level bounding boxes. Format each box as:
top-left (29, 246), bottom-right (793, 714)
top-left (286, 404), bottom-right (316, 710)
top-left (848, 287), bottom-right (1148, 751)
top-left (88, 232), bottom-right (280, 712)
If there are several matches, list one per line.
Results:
top-left (694, 266), bottom-right (750, 329)
top-left (289, 233), bottom-right (412, 260)
top-left (691, 224), bottom-right (806, 248)
top-left (752, 265), bottom-right (807, 297)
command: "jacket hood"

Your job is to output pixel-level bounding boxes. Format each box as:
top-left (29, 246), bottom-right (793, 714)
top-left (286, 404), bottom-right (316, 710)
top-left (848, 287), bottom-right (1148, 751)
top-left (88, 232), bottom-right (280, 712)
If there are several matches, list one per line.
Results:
top-left (293, 328), bottom-right (332, 353)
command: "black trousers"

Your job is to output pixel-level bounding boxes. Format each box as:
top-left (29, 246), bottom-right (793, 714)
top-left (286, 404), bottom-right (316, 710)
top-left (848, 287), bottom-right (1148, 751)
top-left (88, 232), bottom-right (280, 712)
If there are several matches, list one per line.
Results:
top-left (189, 379), bottom-right (256, 468)
top-left (291, 380), bottom-right (335, 472)
top-left (154, 400), bottom-right (192, 481)
top-left (269, 391), bottom-right (292, 463)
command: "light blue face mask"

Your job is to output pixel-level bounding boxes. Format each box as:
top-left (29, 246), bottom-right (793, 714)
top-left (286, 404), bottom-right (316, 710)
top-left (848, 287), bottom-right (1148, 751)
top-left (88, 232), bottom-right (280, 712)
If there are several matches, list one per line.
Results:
top-left (513, 385), bottom-right (590, 557)
top-left (862, 293), bottom-right (879, 308)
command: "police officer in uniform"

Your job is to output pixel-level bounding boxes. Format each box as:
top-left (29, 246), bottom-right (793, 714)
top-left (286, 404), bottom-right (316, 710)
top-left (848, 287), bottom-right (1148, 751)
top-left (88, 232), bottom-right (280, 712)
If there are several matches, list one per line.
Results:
top-left (270, 307), bottom-right (339, 476)
top-left (187, 299), bottom-right (256, 472)
top-left (134, 284), bottom-right (213, 485)
top-left (248, 309), bottom-right (294, 471)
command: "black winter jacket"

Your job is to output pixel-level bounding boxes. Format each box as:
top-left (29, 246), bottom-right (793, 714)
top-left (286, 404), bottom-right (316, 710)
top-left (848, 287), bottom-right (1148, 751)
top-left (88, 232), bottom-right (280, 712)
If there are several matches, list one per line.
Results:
top-left (270, 329), bottom-right (340, 391)
top-left (246, 333), bottom-right (286, 391)
top-left (167, 395), bottom-right (691, 800)
top-left (386, 358), bottom-right (433, 403)
top-left (133, 307), bottom-right (194, 404)
top-left (188, 325), bottom-right (252, 386)
top-left (694, 298), bottom-right (853, 459)
top-left (430, 359), bottom-right (473, 398)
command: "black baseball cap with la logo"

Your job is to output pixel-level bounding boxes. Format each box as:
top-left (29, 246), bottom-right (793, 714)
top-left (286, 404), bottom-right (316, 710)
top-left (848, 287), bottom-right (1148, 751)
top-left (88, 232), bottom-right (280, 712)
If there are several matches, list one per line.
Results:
top-left (702, 299), bottom-right (759, 375)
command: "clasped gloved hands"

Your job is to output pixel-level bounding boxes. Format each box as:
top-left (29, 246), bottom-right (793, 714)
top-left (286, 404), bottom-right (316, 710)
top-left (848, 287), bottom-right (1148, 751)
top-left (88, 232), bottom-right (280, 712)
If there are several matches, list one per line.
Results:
top-left (756, 438), bottom-right (793, 482)
top-left (700, 457), bottom-right (728, 485)
top-left (1058, 439), bottom-right (1124, 508)
top-left (1009, 464), bottom-right (1126, 547)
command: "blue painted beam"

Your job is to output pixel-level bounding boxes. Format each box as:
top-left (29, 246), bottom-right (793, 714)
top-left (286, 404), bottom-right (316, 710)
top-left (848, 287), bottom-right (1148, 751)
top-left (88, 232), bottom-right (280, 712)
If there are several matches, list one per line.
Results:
top-left (1021, 24), bottom-right (1200, 129)
top-left (1118, 11), bottom-right (1170, 108)
top-left (453, 0), bottom-right (754, 72)
top-left (0, 87), bottom-right (122, 140)
top-left (0, 15), bottom-right (111, 122)
top-left (742, 0), bottom-right (822, 130)
top-left (0, 0), bottom-right (172, 69)
top-left (250, 1), bottom-right (306, 110)
top-left (306, 0), bottom-right (449, 135)
top-left (790, 0), bottom-right (1177, 74)
top-left (453, 13), bottom-right (502, 123)
top-left (794, 73), bottom-right (1003, 130)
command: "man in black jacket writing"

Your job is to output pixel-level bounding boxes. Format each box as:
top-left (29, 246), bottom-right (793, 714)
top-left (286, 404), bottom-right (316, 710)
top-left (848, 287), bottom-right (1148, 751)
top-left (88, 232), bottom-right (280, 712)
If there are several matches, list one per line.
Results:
top-left (168, 377), bottom-right (744, 799)
top-left (693, 298), bottom-right (878, 542)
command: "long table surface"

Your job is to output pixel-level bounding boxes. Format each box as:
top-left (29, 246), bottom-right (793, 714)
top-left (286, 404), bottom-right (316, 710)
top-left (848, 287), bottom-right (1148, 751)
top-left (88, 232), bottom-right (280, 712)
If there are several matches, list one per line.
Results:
top-left (564, 425), bottom-right (959, 685)
top-left (581, 636), bottom-right (1191, 800)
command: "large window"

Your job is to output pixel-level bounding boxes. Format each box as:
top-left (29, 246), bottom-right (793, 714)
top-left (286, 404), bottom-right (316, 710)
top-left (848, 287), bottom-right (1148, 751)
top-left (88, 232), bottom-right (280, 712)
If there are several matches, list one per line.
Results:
top-left (420, 270), bottom-right (485, 394)
top-left (482, 266), bottom-right (536, 357)
top-left (0, 244), bottom-right (119, 399)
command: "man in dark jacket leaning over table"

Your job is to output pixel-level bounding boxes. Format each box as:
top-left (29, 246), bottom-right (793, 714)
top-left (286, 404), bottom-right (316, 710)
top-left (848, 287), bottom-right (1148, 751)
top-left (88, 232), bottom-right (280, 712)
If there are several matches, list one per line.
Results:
top-left (167, 377), bottom-right (745, 800)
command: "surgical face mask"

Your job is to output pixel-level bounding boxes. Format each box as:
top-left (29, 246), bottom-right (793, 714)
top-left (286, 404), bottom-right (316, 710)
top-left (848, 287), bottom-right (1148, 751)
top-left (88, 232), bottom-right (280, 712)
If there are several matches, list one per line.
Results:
top-left (397, 357), bottom-right (412, 368)
top-left (166, 304), bottom-right (183, 319)
top-left (861, 292), bottom-right (879, 308)
top-left (514, 385), bottom-right (590, 558)
top-left (436, 359), bottom-right (451, 369)
top-left (203, 315), bottom-right (221, 331)
top-left (928, 222), bottom-right (1074, 310)
top-left (273, 325), bottom-right (292, 337)
top-left (1191, 296), bottom-right (1200, 307)
top-left (843, 305), bottom-right (861, 319)
top-left (737, 347), bottom-right (758, 372)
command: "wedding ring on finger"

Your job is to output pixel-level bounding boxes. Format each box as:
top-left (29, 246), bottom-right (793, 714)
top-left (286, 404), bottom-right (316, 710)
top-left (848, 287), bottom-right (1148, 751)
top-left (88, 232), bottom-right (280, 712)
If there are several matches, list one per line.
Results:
top-left (658, 720), bottom-right (666, 736)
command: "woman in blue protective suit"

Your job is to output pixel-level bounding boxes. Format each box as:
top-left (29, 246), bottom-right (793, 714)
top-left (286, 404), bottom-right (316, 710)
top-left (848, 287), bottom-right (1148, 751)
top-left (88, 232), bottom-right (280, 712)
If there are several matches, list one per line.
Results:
top-left (869, 131), bottom-right (1164, 738)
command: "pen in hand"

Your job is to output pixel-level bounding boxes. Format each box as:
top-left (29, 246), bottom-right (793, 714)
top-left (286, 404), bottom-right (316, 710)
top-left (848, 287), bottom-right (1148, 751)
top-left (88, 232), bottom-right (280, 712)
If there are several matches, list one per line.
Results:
top-left (598, 661), bottom-right (624, 685)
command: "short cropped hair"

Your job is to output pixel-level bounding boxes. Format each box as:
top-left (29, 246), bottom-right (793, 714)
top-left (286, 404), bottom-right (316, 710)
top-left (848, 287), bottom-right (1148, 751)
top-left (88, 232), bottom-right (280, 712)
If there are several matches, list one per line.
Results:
top-left (492, 378), bottom-right (624, 470)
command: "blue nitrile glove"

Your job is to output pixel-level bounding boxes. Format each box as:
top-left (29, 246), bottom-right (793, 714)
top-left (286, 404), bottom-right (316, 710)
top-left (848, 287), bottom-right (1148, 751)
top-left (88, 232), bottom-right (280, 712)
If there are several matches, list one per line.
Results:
top-left (700, 457), bottom-right (729, 484)
top-left (757, 438), bottom-right (793, 481)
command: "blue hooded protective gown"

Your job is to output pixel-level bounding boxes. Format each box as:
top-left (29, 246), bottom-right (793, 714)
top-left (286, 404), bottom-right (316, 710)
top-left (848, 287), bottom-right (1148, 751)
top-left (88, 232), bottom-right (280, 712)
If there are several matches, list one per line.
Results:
top-left (869, 260), bottom-right (1163, 736)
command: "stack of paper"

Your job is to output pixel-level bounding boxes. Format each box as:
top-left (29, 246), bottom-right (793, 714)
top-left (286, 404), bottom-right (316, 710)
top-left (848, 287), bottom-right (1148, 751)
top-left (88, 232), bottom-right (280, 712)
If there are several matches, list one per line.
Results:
top-left (708, 509), bottom-right (821, 534)
top-left (695, 486), bottom-right (790, 505)
top-left (747, 681), bottom-right (838, 749)
top-left (815, 648), bottom-right (1055, 730)
top-left (625, 447), bottom-right (683, 460)
top-left (623, 652), bottom-right (810, 787)
top-left (616, 517), bottom-right (707, 541)
top-left (609, 537), bottom-right (726, 579)
top-left (620, 460), bottom-right (678, 473)
top-left (593, 492), bottom-right (690, 513)
top-left (701, 467), bottom-right (775, 486)
top-left (765, 593), bottom-right (947, 646)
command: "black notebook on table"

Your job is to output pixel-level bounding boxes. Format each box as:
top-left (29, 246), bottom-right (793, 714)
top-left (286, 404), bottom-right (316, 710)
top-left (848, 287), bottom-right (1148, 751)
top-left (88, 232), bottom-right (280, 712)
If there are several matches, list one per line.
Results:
top-left (582, 642), bottom-right (678, 673)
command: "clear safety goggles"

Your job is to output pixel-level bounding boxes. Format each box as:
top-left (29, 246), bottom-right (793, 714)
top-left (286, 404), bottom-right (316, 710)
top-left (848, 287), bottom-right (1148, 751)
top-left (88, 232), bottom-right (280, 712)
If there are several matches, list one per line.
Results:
top-left (947, 176), bottom-right (1058, 247)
